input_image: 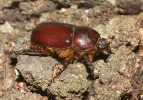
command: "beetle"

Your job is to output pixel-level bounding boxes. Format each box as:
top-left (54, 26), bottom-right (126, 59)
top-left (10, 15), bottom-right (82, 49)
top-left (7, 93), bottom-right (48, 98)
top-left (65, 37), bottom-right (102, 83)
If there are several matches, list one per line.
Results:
top-left (17, 22), bottom-right (110, 83)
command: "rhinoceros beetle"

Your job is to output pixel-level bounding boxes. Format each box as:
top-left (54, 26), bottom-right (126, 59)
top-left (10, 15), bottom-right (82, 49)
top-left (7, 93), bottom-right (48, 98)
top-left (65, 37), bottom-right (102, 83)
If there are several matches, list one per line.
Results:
top-left (17, 22), bottom-right (110, 83)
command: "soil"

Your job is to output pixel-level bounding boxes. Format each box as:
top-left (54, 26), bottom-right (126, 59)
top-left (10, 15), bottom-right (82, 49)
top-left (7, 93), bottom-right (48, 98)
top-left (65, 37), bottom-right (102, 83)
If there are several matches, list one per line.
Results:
top-left (0, 0), bottom-right (143, 100)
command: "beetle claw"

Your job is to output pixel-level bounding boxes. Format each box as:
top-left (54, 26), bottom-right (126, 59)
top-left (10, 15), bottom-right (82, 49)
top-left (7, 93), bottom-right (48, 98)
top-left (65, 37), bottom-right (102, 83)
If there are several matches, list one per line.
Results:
top-left (14, 50), bottom-right (23, 55)
top-left (88, 73), bottom-right (99, 80)
top-left (19, 49), bottom-right (25, 54)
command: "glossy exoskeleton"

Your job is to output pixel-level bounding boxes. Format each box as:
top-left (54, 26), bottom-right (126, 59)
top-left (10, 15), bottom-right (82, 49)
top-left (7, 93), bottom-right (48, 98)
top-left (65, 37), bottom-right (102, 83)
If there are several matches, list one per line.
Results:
top-left (18, 22), bottom-right (110, 83)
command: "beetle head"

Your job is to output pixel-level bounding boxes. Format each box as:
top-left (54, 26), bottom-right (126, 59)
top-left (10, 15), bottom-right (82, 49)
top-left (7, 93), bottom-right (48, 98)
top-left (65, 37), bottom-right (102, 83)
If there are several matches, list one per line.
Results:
top-left (97, 38), bottom-right (110, 50)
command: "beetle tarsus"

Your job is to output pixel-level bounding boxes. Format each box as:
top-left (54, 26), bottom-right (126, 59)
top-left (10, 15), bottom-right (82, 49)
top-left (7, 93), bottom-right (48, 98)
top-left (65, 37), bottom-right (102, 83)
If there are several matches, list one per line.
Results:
top-left (15, 49), bottom-right (51, 56)
top-left (14, 49), bottom-right (31, 55)
top-left (14, 49), bottom-right (25, 55)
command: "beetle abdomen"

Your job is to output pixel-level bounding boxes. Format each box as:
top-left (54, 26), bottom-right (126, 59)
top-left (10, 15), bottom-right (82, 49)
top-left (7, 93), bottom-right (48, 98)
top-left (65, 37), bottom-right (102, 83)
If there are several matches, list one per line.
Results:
top-left (31, 22), bottom-right (73, 49)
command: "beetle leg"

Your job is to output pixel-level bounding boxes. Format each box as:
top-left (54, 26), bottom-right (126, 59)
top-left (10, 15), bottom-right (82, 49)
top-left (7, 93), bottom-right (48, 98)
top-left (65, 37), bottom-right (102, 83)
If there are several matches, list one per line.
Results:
top-left (52, 56), bottom-right (77, 82)
top-left (83, 56), bottom-right (98, 79)
top-left (15, 49), bottom-right (51, 55)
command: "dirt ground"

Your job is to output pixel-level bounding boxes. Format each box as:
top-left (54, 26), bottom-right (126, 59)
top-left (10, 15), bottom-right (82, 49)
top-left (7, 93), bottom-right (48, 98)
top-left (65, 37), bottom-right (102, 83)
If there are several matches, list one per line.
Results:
top-left (0, 0), bottom-right (143, 100)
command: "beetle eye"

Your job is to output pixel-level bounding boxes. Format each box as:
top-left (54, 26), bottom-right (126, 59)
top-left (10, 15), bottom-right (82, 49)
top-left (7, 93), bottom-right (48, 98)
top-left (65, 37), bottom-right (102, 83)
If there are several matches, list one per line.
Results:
top-left (97, 38), bottom-right (108, 49)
